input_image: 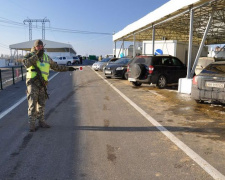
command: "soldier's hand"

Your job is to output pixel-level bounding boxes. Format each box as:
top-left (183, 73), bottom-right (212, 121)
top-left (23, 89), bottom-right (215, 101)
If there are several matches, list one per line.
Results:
top-left (36, 49), bottom-right (44, 57)
top-left (68, 67), bottom-right (76, 71)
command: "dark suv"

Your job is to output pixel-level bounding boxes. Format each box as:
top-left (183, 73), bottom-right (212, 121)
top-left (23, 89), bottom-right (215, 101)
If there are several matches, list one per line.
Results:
top-left (127, 55), bottom-right (187, 88)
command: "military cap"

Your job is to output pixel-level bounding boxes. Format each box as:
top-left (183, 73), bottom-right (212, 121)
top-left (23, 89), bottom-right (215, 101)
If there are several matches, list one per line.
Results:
top-left (34, 39), bottom-right (43, 47)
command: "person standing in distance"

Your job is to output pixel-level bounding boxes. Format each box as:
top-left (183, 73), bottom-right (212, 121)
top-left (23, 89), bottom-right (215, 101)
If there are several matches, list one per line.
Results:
top-left (23, 39), bottom-right (76, 132)
top-left (79, 56), bottom-right (83, 64)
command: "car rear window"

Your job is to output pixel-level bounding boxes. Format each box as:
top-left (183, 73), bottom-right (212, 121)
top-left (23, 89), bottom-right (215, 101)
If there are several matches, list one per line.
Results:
top-left (152, 57), bottom-right (171, 66)
top-left (152, 57), bottom-right (162, 65)
top-left (202, 64), bottom-right (225, 74)
top-left (101, 58), bottom-right (111, 62)
top-left (132, 57), bottom-right (152, 65)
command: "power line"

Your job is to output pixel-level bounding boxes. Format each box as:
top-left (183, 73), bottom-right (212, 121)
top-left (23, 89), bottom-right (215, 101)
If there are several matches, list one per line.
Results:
top-left (0, 17), bottom-right (113, 35)
top-left (23, 18), bottom-right (50, 40)
top-left (0, 44), bottom-right (9, 49)
top-left (0, 43), bottom-right (8, 47)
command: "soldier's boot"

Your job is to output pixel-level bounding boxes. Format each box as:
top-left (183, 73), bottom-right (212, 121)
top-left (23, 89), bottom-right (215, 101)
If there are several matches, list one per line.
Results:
top-left (39, 121), bottom-right (51, 128)
top-left (29, 122), bottom-right (36, 132)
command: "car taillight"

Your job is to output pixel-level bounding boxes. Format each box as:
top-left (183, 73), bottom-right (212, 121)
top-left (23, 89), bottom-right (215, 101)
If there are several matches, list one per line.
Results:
top-left (127, 65), bottom-right (130, 72)
top-left (192, 76), bottom-right (198, 85)
top-left (149, 65), bottom-right (154, 74)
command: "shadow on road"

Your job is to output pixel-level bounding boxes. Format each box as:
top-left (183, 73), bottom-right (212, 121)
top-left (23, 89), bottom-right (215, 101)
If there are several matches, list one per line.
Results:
top-left (74, 125), bottom-right (225, 133)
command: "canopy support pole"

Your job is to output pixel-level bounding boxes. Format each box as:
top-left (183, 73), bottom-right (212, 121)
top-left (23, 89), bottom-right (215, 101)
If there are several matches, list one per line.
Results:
top-left (122, 39), bottom-right (124, 55)
top-left (152, 25), bottom-right (155, 55)
top-left (190, 11), bottom-right (213, 77)
top-left (114, 41), bottom-right (116, 57)
top-left (187, 7), bottom-right (194, 79)
top-left (117, 42), bottom-right (123, 58)
top-left (133, 33), bottom-right (136, 57)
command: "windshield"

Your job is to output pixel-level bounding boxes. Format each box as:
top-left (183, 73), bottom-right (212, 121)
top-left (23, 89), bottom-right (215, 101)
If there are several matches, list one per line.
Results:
top-left (101, 58), bottom-right (111, 62)
top-left (114, 58), bottom-right (130, 64)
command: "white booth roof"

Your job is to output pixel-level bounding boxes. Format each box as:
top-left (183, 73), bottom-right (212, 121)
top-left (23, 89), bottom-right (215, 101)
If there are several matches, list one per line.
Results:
top-left (9, 39), bottom-right (76, 54)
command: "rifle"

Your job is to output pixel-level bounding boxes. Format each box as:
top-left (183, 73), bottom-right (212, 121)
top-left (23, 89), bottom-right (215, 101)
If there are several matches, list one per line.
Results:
top-left (32, 64), bottom-right (49, 99)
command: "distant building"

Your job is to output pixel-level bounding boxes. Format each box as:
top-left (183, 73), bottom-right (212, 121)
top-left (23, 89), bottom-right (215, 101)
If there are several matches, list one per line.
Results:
top-left (9, 39), bottom-right (77, 62)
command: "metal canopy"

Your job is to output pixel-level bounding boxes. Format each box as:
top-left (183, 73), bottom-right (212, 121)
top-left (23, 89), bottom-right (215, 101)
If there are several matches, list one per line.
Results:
top-left (113, 0), bottom-right (225, 45)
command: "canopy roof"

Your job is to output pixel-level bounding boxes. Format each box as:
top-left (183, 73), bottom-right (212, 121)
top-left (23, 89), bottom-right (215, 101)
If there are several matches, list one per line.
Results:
top-left (113, 0), bottom-right (225, 45)
top-left (9, 39), bottom-right (76, 54)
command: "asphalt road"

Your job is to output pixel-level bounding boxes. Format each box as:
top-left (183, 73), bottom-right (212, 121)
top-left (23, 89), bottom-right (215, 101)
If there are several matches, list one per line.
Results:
top-left (0, 61), bottom-right (225, 180)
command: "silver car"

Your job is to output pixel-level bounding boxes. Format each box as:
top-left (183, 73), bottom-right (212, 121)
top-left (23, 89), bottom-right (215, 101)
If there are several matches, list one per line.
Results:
top-left (192, 61), bottom-right (225, 104)
top-left (92, 58), bottom-right (111, 71)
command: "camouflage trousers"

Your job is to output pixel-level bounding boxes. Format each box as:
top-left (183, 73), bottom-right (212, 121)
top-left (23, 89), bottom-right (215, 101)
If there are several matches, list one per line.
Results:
top-left (26, 80), bottom-right (47, 125)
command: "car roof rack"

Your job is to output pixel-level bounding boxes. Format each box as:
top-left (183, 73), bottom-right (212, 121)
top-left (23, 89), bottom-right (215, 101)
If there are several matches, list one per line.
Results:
top-left (137, 54), bottom-right (173, 56)
top-left (154, 54), bottom-right (172, 56)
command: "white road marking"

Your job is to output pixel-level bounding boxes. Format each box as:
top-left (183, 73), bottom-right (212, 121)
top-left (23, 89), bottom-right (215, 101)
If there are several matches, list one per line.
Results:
top-left (2, 73), bottom-right (27, 85)
top-left (92, 68), bottom-right (225, 180)
top-left (148, 90), bottom-right (165, 98)
top-left (0, 72), bottom-right (59, 120)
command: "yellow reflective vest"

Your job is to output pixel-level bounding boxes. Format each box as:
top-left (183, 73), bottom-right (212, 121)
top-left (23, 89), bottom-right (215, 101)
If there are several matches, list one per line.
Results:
top-left (26, 53), bottom-right (50, 81)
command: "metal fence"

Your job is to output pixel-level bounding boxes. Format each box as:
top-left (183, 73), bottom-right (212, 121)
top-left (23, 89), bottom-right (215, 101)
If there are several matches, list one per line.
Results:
top-left (0, 66), bottom-right (26, 90)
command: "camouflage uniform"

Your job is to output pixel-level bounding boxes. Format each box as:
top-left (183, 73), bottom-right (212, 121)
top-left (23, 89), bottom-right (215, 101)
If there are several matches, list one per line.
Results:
top-left (23, 45), bottom-right (70, 131)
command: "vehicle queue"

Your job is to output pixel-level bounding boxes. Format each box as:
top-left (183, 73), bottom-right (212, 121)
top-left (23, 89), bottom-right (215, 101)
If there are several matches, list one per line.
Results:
top-left (92, 55), bottom-right (225, 105)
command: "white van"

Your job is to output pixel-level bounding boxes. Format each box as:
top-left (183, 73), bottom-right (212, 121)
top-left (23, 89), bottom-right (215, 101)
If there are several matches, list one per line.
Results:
top-left (52, 56), bottom-right (73, 66)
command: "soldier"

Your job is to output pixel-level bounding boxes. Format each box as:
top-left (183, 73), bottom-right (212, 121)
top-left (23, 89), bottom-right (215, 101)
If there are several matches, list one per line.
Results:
top-left (23, 40), bottom-right (76, 132)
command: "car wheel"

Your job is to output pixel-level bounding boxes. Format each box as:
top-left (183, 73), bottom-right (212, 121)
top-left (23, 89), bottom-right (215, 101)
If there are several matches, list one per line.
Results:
top-left (123, 72), bottom-right (128, 80)
top-left (132, 82), bottom-right (142, 86)
top-left (67, 61), bottom-right (72, 66)
top-left (131, 64), bottom-right (141, 78)
top-left (106, 76), bottom-right (111, 79)
top-left (102, 66), bottom-right (106, 71)
top-left (157, 75), bottom-right (167, 89)
top-left (131, 63), bottom-right (146, 79)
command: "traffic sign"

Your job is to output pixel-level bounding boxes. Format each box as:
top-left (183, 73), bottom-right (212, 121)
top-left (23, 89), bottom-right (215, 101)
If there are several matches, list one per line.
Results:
top-left (155, 49), bottom-right (163, 55)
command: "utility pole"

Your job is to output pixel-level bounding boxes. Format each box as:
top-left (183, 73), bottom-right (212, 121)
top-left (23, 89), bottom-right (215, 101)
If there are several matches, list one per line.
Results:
top-left (23, 18), bottom-right (50, 41)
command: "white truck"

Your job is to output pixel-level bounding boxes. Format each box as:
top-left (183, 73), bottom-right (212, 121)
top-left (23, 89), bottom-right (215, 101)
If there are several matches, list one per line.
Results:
top-left (52, 56), bottom-right (80, 65)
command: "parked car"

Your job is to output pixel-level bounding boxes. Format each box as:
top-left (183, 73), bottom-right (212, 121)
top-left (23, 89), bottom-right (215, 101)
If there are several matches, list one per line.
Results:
top-left (72, 56), bottom-right (80, 64)
top-left (192, 61), bottom-right (225, 104)
top-left (104, 57), bottom-right (131, 79)
top-left (127, 55), bottom-right (187, 88)
top-left (101, 57), bottom-right (118, 71)
top-left (92, 58), bottom-right (111, 71)
top-left (195, 57), bottom-right (225, 75)
top-left (52, 56), bottom-right (73, 66)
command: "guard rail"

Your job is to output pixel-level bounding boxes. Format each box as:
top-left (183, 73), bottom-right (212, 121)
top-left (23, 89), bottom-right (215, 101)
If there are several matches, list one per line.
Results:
top-left (0, 66), bottom-right (26, 90)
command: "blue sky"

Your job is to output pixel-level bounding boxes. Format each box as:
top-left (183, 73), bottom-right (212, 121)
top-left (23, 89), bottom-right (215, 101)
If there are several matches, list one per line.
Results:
top-left (0, 0), bottom-right (169, 56)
